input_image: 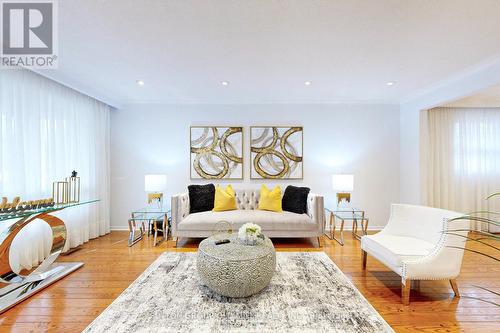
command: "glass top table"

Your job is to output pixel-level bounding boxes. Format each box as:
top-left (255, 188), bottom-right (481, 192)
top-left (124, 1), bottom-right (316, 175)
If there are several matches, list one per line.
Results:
top-left (128, 204), bottom-right (170, 247)
top-left (0, 199), bottom-right (100, 222)
top-left (130, 205), bottom-right (170, 221)
top-left (324, 207), bottom-right (369, 245)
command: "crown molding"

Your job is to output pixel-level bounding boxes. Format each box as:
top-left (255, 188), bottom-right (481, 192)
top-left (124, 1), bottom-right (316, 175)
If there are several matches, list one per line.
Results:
top-left (31, 69), bottom-right (122, 109)
top-left (401, 54), bottom-right (500, 110)
top-left (118, 99), bottom-right (399, 107)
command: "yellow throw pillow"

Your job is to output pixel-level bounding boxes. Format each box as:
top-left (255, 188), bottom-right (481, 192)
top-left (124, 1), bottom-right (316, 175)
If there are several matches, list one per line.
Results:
top-left (213, 185), bottom-right (237, 212)
top-left (258, 185), bottom-right (283, 212)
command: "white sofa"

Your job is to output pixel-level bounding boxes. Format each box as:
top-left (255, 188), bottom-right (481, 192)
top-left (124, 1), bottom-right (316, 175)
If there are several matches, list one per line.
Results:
top-left (171, 189), bottom-right (324, 246)
top-left (361, 204), bottom-right (467, 305)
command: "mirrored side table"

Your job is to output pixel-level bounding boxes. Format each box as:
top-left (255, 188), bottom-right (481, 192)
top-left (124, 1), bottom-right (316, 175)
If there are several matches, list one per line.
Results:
top-left (129, 205), bottom-right (170, 247)
top-left (324, 208), bottom-right (368, 246)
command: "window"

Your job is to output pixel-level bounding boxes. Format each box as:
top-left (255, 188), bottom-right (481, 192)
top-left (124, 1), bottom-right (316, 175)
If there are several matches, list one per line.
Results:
top-left (453, 120), bottom-right (500, 176)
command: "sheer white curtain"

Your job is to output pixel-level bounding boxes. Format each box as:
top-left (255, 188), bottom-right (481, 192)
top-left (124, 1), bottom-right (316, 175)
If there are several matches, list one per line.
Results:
top-left (0, 69), bottom-right (110, 272)
top-left (420, 107), bottom-right (500, 232)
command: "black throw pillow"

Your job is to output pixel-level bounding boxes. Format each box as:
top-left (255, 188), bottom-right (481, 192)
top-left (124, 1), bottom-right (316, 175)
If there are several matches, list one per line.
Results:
top-left (188, 184), bottom-right (215, 214)
top-left (282, 185), bottom-right (310, 214)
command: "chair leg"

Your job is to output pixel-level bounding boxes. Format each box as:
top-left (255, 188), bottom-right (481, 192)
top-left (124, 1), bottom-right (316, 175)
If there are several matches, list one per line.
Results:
top-left (317, 236), bottom-right (322, 248)
top-left (402, 279), bottom-right (411, 305)
top-left (173, 237), bottom-right (178, 248)
top-left (450, 279), bottom-right (460, 297)
top-left (362, 250), bottom-right (367, 269)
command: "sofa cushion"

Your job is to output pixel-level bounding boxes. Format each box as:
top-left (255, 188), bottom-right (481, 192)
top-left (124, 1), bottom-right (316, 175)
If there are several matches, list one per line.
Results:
top-left (178, 210), bottom-right (316, 232)
top-left (258, 185), bottom-right (283, 212)
top-left (361, 233), bottom-right (435, 269)
top-left (282, 185), bottom-right (310, 214)
top-left (188, 184), bottom-right (215, 213)
top-left (213, 185), bottom-right (237, 212)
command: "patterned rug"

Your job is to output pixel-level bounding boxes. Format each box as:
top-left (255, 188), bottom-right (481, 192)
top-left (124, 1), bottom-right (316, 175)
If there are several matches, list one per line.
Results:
top-left (83, 252), bottom-right (393, 333)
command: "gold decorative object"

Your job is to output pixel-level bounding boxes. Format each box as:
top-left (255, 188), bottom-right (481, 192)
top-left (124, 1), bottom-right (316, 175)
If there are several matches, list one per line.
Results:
top-left (52, 171), bottom-right (81, 204)
top-left (190, 126), bottom-right (243, 179)
top-left (0, 197), bottom-right (20, 213)
top-left (66, 171), bottom-right (81, 203)
top-left (250, 126), bottom-right (303, 179)
top-left (0, 197), bottom-right (55, 213)
top-left (52, 181), bottom-right (68, 204)
top-left (212, 220), bottom-right (234, 240)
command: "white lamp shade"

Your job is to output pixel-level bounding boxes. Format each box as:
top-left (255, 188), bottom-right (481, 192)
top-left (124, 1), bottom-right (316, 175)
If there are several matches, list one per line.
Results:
top-left (332, 174), bottom-right (354, 192)
top-left (144, 174), bottom-right (167, 192)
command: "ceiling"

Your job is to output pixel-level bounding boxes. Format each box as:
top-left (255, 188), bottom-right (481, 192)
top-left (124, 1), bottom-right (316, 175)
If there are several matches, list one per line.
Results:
top-left (39, 0), bottom-right (500, 106)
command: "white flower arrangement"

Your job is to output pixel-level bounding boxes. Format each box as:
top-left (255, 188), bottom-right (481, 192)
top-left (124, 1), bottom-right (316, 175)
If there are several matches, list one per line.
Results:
top-left (238, 223), bottom-right (264, 245)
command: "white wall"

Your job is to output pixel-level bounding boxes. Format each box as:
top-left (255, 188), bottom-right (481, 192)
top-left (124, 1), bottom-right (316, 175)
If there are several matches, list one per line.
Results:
top-left (110, 104), bottom-right (400, 230)
top-left (400, 56), bottom-right (500, 204)
top-left (399, 105), bottom-right (422, 204)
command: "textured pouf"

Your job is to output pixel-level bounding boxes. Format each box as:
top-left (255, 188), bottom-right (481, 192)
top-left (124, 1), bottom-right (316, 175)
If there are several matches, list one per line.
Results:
top-left (197, 235), bottom-right (276, 297)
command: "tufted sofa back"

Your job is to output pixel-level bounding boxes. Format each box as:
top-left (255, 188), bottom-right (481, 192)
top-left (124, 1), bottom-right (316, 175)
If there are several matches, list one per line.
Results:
top-left (234, 190), bottom-right (260, 210)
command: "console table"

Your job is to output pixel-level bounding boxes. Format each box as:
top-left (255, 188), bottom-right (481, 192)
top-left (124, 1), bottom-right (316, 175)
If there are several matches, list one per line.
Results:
top-left (0, 199), bottom-right (99, 313)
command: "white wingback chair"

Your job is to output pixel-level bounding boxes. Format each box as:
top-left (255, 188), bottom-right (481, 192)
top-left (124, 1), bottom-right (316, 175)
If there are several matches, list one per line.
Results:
top-left (361, 204), bottom-right (467, 305)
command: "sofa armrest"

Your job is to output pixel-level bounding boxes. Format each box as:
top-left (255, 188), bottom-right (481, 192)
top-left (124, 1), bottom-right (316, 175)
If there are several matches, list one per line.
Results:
top-left (402, 218), bottom-right (468, 282)
top-left (307, 193), bottom-right (324, 234)
top-left (171, 192), bottom-right (190, 236)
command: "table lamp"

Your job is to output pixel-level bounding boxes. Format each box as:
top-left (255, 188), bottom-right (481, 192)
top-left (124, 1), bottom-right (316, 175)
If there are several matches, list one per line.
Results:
top-left (332, 174), bottom-right (354, 208)
top-left (145, 174), bottom-right (167, 206)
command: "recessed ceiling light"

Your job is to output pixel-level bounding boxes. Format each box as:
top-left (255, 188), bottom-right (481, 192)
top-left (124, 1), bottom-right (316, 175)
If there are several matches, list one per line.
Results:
top-left (221, 81), bottom-right (229, 86)
top-left (386, 81), bottom-right (395, 86)
top-left (304, 81), bottom-right (312, 86)
top-left (136, 80), bottom-right (145, 86)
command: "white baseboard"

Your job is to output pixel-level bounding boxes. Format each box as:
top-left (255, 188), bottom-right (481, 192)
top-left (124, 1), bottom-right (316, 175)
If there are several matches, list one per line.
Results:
top-left (111, 225), bottom-right (130, 231)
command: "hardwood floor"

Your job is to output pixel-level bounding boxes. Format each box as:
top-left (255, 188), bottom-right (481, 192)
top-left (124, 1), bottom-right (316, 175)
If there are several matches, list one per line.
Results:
top-left (0, 231), bottom-right (498, 332)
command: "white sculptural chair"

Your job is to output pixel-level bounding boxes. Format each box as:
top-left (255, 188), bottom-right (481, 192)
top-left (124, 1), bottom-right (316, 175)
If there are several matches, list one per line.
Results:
top-left (361, 204), bottom-right (467, 305)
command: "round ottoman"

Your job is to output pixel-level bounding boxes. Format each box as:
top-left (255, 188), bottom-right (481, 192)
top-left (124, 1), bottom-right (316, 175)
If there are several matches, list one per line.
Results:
top-left (197, 235), bottom-right (276, 298)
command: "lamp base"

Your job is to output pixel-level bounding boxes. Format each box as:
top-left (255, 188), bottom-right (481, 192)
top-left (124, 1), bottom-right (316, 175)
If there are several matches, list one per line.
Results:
top-left (336, 192), bottom-right (351, 204)
top-left (147, 193), bottom-right (163, 204)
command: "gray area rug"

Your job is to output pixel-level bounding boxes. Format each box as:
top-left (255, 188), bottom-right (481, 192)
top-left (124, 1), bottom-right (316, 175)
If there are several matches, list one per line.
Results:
top-left (84, 252), bottom-right (393, 333)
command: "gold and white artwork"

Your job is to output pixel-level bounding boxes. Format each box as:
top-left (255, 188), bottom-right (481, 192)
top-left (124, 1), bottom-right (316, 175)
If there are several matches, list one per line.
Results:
top-left (190, 126), bottom-right (243, 179)
top-left (250, 126), bottom-right (303, 179)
